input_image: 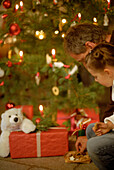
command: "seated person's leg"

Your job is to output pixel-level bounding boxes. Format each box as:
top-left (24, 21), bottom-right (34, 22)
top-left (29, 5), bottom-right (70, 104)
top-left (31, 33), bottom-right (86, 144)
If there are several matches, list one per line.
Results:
top-left (87, 132), bottom-right (114, 170)
top-left (86, 123), bottom-right (96, 139)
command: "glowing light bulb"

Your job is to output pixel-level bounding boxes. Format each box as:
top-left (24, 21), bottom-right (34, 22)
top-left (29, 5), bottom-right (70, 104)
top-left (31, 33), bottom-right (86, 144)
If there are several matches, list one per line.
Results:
top-left (62, 18), bottom-right (67, 24)
top-left (19, 50), bottom-right (23, 60)
top-left (35, 31), bottom-right (39, 35)
top-left (61, 33), bottom-right (65, 38)
top-left (39, 34), bottom-right (44, 39)
top-left (39, 105), bottom-right (44, 116)
top-left (107, 0), bottom-right (110, 9)
top-left (78, 13), bottom-right (81, 21)
top-left (93, 17), bottom-right (98, 25)
top-left (39, 105), bottom-right (43, 111)
top-left (54, 30), bottom-right (59, 34)
top-left (39, 30), bottom-right (45, 40)
top-left (20, 1), bottom-right (23, 11)
top-left (51, 49), bottom-right (56, 59)
top-left (15, 4), bottom-right (19, 11)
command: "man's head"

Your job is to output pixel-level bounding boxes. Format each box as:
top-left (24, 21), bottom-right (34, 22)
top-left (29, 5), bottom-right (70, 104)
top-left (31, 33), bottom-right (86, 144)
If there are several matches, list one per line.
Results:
top-left (64, 23), bottom-right (106, 62)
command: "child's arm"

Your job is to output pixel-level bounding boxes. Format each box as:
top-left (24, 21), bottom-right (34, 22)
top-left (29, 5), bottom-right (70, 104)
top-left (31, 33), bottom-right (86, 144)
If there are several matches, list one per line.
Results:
top-left (104, 114), bottom-right (114, 131)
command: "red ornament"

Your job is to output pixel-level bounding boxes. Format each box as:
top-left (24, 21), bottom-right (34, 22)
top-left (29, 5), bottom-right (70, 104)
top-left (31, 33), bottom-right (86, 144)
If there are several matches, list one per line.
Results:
top-left (82, 124), bottom-right (87, 130)
top-left (3, 0), bottom-right (11, 9)
top-left (49, 63), bottom-right (53, 67)
top-left (53, 0), bottom-right (58, 5)
top-left (5, 102), bottom-right (15, 110)
top-left (36, 118), bottom-right (41, 124)
top-left (65, 74), bottom-right (71, 79)
top-left (7, 60), bottom-right (13, 67)
top-left (9, 23), bottom-right (21, 36)
top-left (0, 81), bottom-right (4, 86)
top-left (2, 14), bottom-right (8, 19)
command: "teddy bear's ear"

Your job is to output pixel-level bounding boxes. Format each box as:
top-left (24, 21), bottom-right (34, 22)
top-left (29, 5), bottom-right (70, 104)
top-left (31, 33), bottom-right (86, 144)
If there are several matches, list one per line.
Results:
top-left (1, 113), bottom-right (5, 119)
top-left (18, 107), bottom-right (22, 114)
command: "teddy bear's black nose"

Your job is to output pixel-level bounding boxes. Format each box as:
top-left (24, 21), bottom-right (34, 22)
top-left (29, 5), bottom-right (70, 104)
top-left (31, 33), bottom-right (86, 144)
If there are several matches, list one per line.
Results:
top-left (14, 117), bottom-right (18, 122)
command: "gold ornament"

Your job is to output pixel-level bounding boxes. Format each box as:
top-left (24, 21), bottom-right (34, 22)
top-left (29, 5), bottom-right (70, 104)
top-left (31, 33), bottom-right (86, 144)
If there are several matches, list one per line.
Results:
top-left (52, 86), bottom-right (59, 96)
top-left (59, 21), bottom-right (63, 31)
top-left (8, 50), bottom-right (12, 59)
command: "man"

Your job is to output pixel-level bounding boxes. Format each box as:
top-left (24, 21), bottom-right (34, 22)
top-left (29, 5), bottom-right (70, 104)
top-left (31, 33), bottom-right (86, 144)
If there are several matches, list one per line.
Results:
top-left (64, 23), bottom-right (114, 169)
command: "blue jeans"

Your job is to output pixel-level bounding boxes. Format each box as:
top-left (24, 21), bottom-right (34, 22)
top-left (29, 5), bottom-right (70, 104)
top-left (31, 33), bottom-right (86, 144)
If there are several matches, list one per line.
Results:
top-left (86, 123), bottom-right (114, 170)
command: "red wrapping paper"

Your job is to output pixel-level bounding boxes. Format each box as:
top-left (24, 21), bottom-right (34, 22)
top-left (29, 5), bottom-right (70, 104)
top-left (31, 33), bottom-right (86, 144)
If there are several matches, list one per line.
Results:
top-left (15, 105), bottom-right (33, 120)
top-left (9, 129), bottom-right (68, 158)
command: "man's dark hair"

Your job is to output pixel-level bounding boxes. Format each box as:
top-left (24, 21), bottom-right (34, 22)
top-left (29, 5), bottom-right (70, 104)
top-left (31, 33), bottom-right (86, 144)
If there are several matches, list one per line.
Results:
top-left (64, 23), bottom-right (106, 55)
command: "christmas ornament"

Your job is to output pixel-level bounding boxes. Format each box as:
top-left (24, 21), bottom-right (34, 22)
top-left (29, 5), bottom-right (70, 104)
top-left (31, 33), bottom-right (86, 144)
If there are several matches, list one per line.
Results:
top-left (53, 62), bottom-right (70, 68)
top-left (2, 14), bottom-right (8, 19)
top-left (9, 23), bottom-right (21, 36)
top-left (3, 0), bottom-right (11, 9)
top-left (35, 72), bottom-right (40, 85)
top-left (5, 102), bottom-right (15, 110)
top-left (0, 68), bottom-right (5, 78)
top-left (70, 21), bottom-right (76, 27)
top-left (59, 21), bottom-right (63, 31)
top-left (44, 13), bottom-right (48, 17)
top-left (4, 36), bottom-right (17, 44)
top-left (65, 65), bottom-right (78, 79)
top-left (7, 61), bottom-right (12, 67)
top-left (53, 0), bottom-right (58, 5)
top-left (36, 0), bottom-right (41, 5)
top-left (52, 86), bottom-right (59, 96)
top-left (36, 118), bottom-right (41, 123)
top-left (46, 54), bottom-right (51, 64)
top-left (53, 62), bottom-right (64, 68)
top-left (32, 0), bottom-right (41, 12)
top-left (103, 14), bottom-right (109, 26)
top-left (59, 6), bottom-right (67, 13)
top-left (0, 81), bottom-right (4, 86)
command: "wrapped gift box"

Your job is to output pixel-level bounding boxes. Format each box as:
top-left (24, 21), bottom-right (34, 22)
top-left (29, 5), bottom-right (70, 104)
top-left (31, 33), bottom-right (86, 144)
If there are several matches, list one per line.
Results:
top-left (9, 128), bottom-right (68, 158)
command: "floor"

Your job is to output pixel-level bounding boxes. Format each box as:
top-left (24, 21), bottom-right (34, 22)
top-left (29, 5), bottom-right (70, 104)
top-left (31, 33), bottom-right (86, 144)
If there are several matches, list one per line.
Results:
top-left (0, 156), bottom-right (98, 170)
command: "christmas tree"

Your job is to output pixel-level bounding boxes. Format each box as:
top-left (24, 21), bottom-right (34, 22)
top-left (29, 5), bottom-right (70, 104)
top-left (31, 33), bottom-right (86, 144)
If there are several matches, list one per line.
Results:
top-left (0, 0), bottom-right (113, 119)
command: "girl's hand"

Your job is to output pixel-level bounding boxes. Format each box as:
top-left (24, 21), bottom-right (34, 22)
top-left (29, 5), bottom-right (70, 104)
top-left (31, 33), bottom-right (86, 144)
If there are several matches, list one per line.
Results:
top-left (92, 121), bottom-right (113, 136)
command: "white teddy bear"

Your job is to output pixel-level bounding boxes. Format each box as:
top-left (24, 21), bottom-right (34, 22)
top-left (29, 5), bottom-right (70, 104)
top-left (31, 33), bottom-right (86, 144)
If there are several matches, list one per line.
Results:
top-left (0, 108), bottom-right (36, 157)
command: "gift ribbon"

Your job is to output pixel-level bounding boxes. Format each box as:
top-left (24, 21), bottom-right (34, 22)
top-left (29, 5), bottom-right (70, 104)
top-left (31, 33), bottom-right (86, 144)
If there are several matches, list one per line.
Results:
top-left (36, 132), bottom-right (41, 157)
top-left (36, 127), bottom-right (66, 157)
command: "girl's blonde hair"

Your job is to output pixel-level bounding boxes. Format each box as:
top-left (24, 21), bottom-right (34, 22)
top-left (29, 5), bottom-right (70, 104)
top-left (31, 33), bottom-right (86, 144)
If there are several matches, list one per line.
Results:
top-left (85, 43), bottom-right (114, 70)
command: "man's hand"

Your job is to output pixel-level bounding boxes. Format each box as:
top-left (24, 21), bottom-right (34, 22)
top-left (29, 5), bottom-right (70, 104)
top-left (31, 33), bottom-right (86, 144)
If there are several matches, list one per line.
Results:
top-left (93, 121), bottom-right (113, 136)
top-left (75, 136), bottom-right (87, 153)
